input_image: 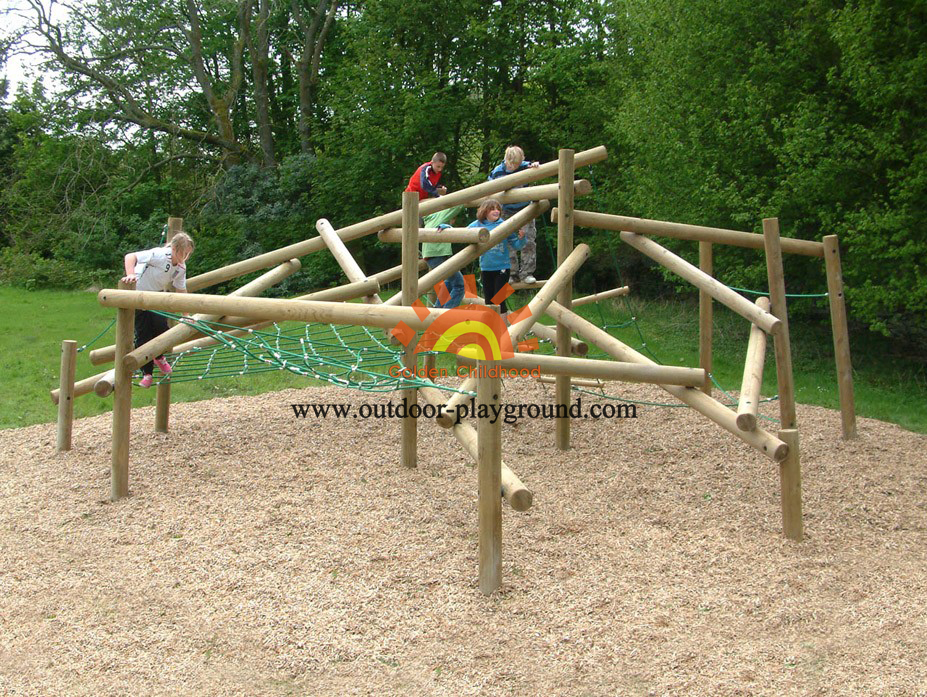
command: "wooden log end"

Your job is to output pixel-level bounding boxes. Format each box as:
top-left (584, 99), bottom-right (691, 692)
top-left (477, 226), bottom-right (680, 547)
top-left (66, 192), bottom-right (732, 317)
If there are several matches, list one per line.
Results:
top-left (735, 412), bottom-right (757, 432)
top-left (94, 379), bottom-right (115, 398)
top-left (436, 410), bottom-right (455, 429)
top-left (505, 485), bottom-right (533, 512)
top-left (770, 440), bottom-right (790, 463)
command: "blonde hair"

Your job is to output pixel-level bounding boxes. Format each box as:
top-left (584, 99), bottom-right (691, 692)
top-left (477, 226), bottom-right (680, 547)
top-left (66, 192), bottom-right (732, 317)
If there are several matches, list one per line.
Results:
top-left (432, 151), bottom-right (447, 164)
top-left (476, 198), bottom-right (503, 222)
top-left (504, 146), bottom-right (524, 169)
top-left (170, 231), bottom-right (195, 253)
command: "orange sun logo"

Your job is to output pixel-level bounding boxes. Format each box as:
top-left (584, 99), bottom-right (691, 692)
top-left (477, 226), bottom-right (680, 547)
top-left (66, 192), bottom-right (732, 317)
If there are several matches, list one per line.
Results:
top-left (389, 275), bottom-right (539, 359)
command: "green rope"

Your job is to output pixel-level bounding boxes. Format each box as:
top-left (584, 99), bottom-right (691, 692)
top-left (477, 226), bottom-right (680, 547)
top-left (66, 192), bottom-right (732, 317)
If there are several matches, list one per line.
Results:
top-left (77, 319), bottom-right (116, 352)
top-left (723, 285), bottom-right (829, 298)
top-left (147, 311), bottom-right (474, 396)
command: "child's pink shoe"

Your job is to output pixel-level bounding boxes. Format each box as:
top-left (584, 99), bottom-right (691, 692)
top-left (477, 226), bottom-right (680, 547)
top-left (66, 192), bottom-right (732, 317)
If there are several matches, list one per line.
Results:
top-left (139, 374), bottom-right (154, 388)
top-left (153, 357), bottom-right (173, 374)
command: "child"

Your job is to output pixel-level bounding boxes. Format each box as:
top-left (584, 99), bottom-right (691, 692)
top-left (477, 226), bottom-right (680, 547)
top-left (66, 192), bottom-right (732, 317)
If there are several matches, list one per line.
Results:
top-left (422, 205), bottom-right (466, 310)
top-left (120, 232), bottom-right (195, 388)
top-left (487, 145), bottom-right (540, 283)
top-left (405, 152), bottom-right (448, 201)
top-left (469, 199), bottom-right (525, 322)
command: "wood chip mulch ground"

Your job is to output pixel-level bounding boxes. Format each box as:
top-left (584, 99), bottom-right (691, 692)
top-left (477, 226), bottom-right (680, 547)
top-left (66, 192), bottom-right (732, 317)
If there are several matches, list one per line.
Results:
top-left (1, 381), bottom-right (926, 696)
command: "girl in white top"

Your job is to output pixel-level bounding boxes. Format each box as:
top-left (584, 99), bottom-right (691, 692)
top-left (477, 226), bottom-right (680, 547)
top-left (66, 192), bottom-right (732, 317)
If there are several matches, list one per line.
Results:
top-left (120, 232), bottom-right (195, 387)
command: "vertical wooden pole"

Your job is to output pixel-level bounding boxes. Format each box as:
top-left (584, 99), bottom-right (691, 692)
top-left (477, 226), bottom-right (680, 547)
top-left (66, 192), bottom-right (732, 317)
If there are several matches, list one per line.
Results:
top-left (555, 149), bottom-right (575, 450)
top-left (477, 365), bottom-right (502, 595)
top-left (111, 280), bottom-right (134, 500)
top-left (699, 241), bottom-right (713, 395)
top-left (56, 340), bottom-right (78, 451)
top-left (778, 429), bottom-right (803, 541)
top-left (401, 192), bottom-right (419, 469)
top-left (763, 218), bottom-right (797, 429)
top-left (823, 235), bottom-right (857, 439)
top-left (155, 379), bottom-right (171, 433)
top-left (167, 217), bottom-right (183, 241)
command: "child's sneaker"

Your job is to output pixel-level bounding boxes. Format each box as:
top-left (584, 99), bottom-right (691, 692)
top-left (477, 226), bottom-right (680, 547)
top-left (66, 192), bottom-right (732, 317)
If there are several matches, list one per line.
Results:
top-left (523, 275), bottom-right (536, 284)
top-left (153, 357), bottom-right (173, 374)
top-left (139, 374), bottom-right (154, 388)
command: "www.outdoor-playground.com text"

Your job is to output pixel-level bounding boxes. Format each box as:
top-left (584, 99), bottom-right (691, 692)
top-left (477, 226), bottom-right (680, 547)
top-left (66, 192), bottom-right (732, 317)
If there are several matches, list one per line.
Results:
top-left (290, 398), bottom-right (637, 426)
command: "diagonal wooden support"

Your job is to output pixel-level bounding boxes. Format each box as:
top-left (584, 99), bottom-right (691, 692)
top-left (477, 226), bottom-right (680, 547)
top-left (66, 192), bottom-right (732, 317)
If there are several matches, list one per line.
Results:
top-left (545, 301), bottom-right (788, 462)
top-left (317, 218), bottom-right (383, 304)
top-left (619, 231), bottom-right (781, 335)
top-left (434, 243), bottom-right (591, 428)
top-left (186, 147), bottom-right (608, 292)
top-left (381, 202), bottom-right (549, 307)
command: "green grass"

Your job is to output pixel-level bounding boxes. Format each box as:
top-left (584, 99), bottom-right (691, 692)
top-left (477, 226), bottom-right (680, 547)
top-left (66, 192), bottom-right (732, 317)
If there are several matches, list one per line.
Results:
top-left (4, 286), bottom-right (927, 433)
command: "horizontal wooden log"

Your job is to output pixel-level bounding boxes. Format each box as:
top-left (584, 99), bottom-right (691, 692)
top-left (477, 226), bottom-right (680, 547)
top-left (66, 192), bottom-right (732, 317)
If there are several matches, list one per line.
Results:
top-left (463, 179), bottom-right (592, 208)
top-left (510, 280), bottom-right (547, 291)
top-left (50, 370), bottom-right (108, 405)
top-left (572, 286), bottom-right (630, 308)
top-left (537, 376), bottom-right (604, 388)
top-left (457, 352), bottom-right (706, 386)
top-left (126, 259), bottom-right (302, 372)
top-left (378, 227), bottom-right (490, 244)
top-left (418, 385), bottom-right (532, 511)
top-left (546, 301), bottom-right (788, 462)
top-left (100, 290), bottom-right (446, 336)
top-left (185, 146), bottom-right (607, 291)
top-left (620, 232), bottom-right (781, 335)
top-left (89, 278), bottom-right (381, 366)
top-left (556, 209), bottom-right (825, 258)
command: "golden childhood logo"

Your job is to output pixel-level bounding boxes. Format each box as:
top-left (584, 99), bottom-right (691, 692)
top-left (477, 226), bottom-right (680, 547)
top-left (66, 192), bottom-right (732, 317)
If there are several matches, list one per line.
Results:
top-left (389, 275), bottom-right (538, 361)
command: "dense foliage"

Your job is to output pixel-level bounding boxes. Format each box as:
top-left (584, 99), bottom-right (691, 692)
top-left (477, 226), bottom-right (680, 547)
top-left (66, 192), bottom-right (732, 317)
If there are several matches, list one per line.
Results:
top-left (1, 0), bottom-right (925, 340)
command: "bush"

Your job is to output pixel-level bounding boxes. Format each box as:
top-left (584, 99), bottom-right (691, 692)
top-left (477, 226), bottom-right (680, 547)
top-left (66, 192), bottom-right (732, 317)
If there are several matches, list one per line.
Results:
top-left (0, 247), bottom-right (110, 290)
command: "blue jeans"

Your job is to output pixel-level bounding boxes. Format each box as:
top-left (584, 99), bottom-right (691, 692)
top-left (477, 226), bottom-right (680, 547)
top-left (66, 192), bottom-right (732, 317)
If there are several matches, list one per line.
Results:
top-left (425, 256), bottom-right (465, 309)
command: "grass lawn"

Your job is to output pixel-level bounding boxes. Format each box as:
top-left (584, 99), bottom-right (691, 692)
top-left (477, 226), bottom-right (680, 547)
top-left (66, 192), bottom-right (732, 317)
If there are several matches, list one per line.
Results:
top-left (3, 285), bottom-right (925, 433)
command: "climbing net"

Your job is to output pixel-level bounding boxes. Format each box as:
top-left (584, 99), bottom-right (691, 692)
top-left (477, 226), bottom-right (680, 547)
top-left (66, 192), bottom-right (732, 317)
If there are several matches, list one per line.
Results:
top-left (146, 314), bottom-right (473, 395)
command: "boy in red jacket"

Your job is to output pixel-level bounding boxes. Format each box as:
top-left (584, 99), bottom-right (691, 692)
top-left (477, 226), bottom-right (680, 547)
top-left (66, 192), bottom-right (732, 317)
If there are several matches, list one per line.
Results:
top-left (405, 152), bottom-right (448, 200)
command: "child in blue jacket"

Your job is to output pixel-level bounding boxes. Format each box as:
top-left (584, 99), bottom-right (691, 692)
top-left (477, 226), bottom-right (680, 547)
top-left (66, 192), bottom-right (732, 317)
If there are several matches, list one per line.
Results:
top-left (468, 198), bottom-right (525, 321)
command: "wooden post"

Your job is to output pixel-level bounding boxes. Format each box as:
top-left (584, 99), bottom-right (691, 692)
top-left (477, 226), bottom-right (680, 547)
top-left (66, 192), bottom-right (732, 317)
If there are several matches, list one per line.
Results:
top-left (401, 191), bottom-right (419, 469)
top-left (477, 364), bottom-right (502, 595)
top-left (736, 297), bottom-right (771, 432)
top-left (111, 280), bottom-right (134, 500)
top-left (778, 429), bottom-right (803, 541)
top-left (823, 235), bottom-right (857, 439)
top-left (556, 148), bottom-right (575, 451)
top-left (699, 241), bottom-right (713, 394)
top-left (167, 217), bottom-right (183, 241)
top-left (155, 375), bottom-right (171, 433)
top-left (56, 340), bottom-right (77, 451)
top-left (419, 386), bottom-right (533, 511)
top-left (763, 218), bottom-right (797, 429)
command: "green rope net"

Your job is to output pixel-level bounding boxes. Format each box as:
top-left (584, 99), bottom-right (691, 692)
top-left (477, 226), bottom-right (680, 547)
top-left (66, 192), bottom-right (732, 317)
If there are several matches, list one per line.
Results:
top-left (145, 312), bottom-right (474, 396)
